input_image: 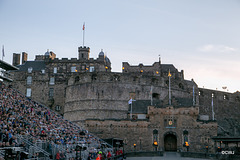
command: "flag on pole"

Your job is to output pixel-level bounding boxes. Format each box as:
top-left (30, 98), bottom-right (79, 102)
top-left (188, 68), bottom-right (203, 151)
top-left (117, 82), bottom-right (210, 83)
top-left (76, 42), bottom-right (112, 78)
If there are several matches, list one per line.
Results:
top-left (128, 98), bottom-right (136, 104)
top-left (168, 70), bottom-right (171, 77)
top-left (128, 98), bottom-right (132, 104)
top-left (83, 23), bottom-right (85, 30)
top-left (2, 45), bottom-right (4, 57)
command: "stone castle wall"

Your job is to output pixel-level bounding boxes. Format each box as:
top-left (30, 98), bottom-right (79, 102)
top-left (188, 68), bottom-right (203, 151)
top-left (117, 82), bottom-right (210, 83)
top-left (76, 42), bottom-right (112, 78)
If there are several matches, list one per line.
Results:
top-left (64, 72), bottom-right (196, 124)
top-left (86, 106), bottom-right (218, 153)
top-left (198, 88), bottom-right (240, 135)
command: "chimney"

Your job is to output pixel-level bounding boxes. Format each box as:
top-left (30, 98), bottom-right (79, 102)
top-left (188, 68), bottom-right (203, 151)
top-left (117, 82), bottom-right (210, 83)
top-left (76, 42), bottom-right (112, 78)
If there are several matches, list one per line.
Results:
top-left (12, 53), bottom-right (21, 66)
top-left (22, 52), bottom-right (28, 64)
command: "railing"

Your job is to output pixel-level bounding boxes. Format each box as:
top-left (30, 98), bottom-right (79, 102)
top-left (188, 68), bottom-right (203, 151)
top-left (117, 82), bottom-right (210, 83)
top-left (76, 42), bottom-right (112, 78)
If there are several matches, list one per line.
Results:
top-left (16, 134), bottom-right (50, 159)
top-left (0, 150), bottom-right (5, 159)
top-left (4, 86), bottom-right (114, 159)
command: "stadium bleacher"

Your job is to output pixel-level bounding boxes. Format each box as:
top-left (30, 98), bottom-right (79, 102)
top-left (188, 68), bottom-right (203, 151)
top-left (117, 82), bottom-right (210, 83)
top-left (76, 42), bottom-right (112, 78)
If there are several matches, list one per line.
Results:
top-left (0, 81), bottom-right (113, 160)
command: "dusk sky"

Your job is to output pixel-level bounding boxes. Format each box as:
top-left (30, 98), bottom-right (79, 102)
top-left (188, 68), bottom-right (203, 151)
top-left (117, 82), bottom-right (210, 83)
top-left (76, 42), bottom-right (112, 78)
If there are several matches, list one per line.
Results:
top-left (0, 0), bottom-right (240, 92)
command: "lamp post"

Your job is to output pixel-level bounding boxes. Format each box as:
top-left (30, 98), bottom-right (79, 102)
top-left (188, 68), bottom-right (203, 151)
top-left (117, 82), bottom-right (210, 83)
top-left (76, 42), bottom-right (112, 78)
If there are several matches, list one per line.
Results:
top-left (153, 141), bottom-right (158, 152)
top-left (206, 145), bottom-right (208, 153)
top-left (184, 142), bottom-right (189, 152)
top-left (133, 144), bottom-right (136, 154)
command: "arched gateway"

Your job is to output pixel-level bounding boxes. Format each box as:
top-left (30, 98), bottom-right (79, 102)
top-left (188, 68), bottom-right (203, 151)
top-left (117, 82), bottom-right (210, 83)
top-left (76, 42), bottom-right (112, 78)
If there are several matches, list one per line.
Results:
top-left (164, 132), bottom-right (177, 151)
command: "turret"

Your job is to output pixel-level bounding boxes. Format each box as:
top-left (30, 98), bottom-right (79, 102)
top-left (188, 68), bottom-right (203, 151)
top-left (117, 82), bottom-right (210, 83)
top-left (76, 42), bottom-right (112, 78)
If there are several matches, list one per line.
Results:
top-left (78, 46), bottom-right (90, 60)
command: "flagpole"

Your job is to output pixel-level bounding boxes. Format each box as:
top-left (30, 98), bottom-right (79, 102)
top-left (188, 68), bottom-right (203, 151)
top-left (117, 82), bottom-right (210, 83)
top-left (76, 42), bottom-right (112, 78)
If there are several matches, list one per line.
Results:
top-left (168, 70), bottom-right (171, 105)
top-left (150, 86), bottom-right (153, 106)
top-left (83, 23), bottom-right (85, 47)
top-left (130, 102), bottom-right (132, 119)
top-left (193, 86), bottom-right (195, 106)
top-left (2, 45), bottom-right (4, 61)
top-left (212, 96), bottom-right (214, 120)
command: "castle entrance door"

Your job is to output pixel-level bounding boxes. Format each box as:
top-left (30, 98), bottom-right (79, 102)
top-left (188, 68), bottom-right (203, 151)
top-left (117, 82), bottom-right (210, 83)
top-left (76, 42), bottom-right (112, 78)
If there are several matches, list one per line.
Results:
top-left (164, 133), bottom-right (177, 151)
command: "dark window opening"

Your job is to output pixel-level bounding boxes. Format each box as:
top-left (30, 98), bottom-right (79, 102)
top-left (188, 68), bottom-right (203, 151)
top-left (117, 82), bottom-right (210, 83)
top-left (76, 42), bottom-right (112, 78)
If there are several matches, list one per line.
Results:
top-left (152, 78), bottom-right (157, 83)
top-left (152, 93), bottom-right (159, 99)
top-left (179, 83), bottom-right (184, 89)
top-left (114, 75), bottom-right (120, 81)
top-left (165, 80), bottom-right (169, 86)
top-left (91, 74), bottom-right (97, 81)
top-left (199, 91), bottom-right (204, 96)
top-left (75, 76), bottom-right (79, 83)
top-left (133, 76), bottom-right (138, 82)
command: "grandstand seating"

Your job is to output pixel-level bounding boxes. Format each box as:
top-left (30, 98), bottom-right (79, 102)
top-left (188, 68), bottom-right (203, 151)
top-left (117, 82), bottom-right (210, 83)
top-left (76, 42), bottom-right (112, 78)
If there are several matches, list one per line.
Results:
top-left (0, 82), bottom-right (112, 160)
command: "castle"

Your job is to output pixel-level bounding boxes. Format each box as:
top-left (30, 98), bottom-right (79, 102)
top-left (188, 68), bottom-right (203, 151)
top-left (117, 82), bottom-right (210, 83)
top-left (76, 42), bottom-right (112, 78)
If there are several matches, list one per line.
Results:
top-left (9, 46), bottom-right (240, 153)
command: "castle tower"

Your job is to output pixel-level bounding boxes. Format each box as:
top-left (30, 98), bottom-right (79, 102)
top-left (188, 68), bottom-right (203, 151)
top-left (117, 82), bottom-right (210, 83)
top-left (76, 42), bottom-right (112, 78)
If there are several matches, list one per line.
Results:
top-left (78, 46), bottom-right (90, 60)
top-left (12, 53), bottom-right (21, 66)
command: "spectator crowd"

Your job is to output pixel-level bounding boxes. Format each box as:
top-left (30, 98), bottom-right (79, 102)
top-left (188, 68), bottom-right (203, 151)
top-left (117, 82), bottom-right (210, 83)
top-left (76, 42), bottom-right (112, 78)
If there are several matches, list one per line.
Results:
top-left (0, 82), bottom-right (113, 160)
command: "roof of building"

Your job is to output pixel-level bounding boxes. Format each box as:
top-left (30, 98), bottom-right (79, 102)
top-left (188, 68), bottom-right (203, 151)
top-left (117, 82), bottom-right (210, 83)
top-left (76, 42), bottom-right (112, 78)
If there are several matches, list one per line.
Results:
top-left (161, 64), bottom-right (177, 72)
top-left (132, 100), bottom-right (162, 114)
top-left (18, 61), bottom-right (46, 71)
top-left (175, 97), bottom-right (193, 107)
top-left (99, 49), bottom-right (104, 56)
top-left (185, 80), bottom-right (195, 86)
top-left (105, 56), bottom-right (111, 63)
top-left (0, 60), bottom-right (18, 70)
top-left (45, 50), bottom-right (50, 56)
top-left (132, 98), bottom-right (193, 114)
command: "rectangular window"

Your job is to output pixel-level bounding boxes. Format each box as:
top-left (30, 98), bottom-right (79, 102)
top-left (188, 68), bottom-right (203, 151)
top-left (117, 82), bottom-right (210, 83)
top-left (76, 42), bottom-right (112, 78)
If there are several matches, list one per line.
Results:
top-left (28, 67), bottom-right (33, 73)
top-left (71, 66), bottom-right (76, 72)
top-left (26, 88), bottom-right (31, 97)
top-left (49, 88), bottom-right (54, 98)
top-left (27, 76), bottom-right (32, 85)
top-left (53, 67), bottom-right (57, 73)
top-left (55, 105), bottom-right (61, 111)
top-left (90, 66), bottom-right (95, 72)
top-left (49, 77), bottom-right (55, 85)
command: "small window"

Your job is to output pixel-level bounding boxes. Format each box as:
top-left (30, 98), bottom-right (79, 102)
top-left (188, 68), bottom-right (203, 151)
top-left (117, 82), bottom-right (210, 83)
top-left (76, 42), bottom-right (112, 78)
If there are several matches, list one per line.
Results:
top-left (55, 105), bottom-right (61, 111)
top-left (212, 93), bottom-right (214, 98)
top-left (152, 93), bottom-right (159, 99)
top-left (53, 67), bottom-right (57, 73)
top-left (223, 95), bottom-right (228, 100)
top-left (49, 88), bottom-right (54, 98)
top-left (71, 66), bottom-right (76, 72)
top-left (41, 69), bottom-right (45, 74)
top-left (90, 66), bottom-right (94, 72)
top-left (28, 67), bottom-right (33, 73)
top-left (179, 83), bottom-right (184, 89)
top-left (26, 88), bottom-right (31, 97)
top-left (49, 77), bottom-right (55, 85)
top-left (75, 76), bottom-right (79, 83)
top-left (27, 76), bottom-right (32, 85)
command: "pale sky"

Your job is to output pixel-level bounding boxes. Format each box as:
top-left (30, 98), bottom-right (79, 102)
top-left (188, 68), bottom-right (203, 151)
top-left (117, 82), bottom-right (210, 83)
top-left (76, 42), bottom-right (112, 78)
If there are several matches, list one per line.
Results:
top-left (0, 0), bottom-right (240, 92)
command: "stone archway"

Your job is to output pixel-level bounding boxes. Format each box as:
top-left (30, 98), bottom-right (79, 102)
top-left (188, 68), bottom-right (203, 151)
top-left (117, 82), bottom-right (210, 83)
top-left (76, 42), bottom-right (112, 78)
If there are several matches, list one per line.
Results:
top-left (164, 132), bottom-right (177, 151)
